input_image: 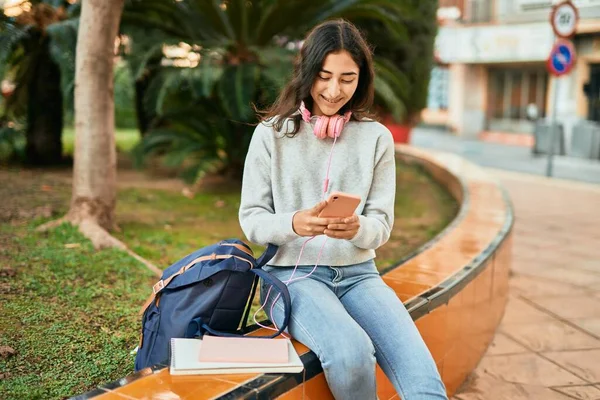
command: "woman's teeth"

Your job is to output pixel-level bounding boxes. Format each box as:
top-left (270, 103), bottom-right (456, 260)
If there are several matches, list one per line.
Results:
top-left (322, 96), bottom-right (340, 104)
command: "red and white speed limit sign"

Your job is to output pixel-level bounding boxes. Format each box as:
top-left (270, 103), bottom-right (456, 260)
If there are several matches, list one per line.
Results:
top-left (550, 1), bottom-right (579, 38)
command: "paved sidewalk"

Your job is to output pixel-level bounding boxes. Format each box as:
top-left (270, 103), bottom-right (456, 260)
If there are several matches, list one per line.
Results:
top-left (452, 169), bottom-right (600, 400)
top-left (410, 127), bottom-right (600, 185)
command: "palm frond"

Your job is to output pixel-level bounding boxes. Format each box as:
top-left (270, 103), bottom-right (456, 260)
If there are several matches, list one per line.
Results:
top-left (46, 18), bottom-right (78, 108)
top-left (125, 36), bottom-right (167, 81)
top-left (373, 75), bottom-right (405, 123)
top-left (217, 63), bottom-right (260, 122)
top-left (255, 0), bottom-right (325, 45)
top-left (374, 57), bottom-right (410, 102)
top-left (121, 1), bottom-right (191, 43)
top-left (189, 0), bottom-right (235, 40)
top-left (310, 0), bottom-right (361, 23)
top-left (3, 44), bottom-right (41, 119)
top-left (133, 119), bottom-right (224, 183)
top-left (193, 56), bottom-right (225, 98)
top-left (340, 4), bottom-right (409, 42)
top-left (0, 122), bottom-right (25, 162)
top-left (226, 0), bottom-right (252, 44)
top-left (0, 23), bottom-right (30, 79)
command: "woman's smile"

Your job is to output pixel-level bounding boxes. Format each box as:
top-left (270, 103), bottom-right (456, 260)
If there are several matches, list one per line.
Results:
top-left (321, 95), bottom-right (343, 104)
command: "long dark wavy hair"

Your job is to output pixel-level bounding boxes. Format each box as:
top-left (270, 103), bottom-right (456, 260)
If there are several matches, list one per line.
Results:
top-left (256, 19), bottom-right (376, 137)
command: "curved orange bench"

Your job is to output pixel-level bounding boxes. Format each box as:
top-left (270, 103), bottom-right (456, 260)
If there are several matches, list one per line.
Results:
top-left (77, 146), bottom-right (513, 400)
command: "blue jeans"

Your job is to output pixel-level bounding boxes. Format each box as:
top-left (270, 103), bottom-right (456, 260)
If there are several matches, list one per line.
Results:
top-left (261, 259), bottom-right (448, 400)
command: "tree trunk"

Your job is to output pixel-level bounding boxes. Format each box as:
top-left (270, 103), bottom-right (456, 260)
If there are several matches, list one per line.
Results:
top-left (134, 77), bottom-right (150, 135)
top-left (224, 124), bottom-right (252, 181)
top-left (25, 37), bottom-right (64, 166)
top-left (68, 0), bottom-right (125, 231)
top-left (37, 0), bottom-right (163, 275)
top-left (133, 56), bottom-right (160, 136)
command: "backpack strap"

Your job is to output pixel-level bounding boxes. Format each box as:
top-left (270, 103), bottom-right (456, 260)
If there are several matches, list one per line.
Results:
top-left (255, 243), bottom-right (278, 268)
top-left (249, 267), bottom-right (292, 336)
top-left (186, 267), bottom-right (292, 339)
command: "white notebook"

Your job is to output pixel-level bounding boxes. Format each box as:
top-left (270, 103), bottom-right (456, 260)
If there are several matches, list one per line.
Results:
top-left (169, 337), bottom-right (304, 375)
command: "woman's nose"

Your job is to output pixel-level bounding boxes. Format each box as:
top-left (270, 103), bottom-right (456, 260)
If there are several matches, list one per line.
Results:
top-left (327, 80), bottom-right (340, 98)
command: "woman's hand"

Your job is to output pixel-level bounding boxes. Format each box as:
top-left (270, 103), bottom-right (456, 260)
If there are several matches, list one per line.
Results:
top-left (292, 201), bottom-right (342, 237)
top-left (324, 215), bottom-right (360, 240)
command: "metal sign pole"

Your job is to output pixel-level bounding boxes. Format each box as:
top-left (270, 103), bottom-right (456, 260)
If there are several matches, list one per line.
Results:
top-left (545, 1), bottom-right (578, 177)
top-left (546, 73), bottom-right (560, 177)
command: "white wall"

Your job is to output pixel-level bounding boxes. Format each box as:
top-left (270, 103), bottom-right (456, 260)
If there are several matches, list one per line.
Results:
top-left (448, 64), bottom-right (487, 138)
top-left (435, 23), bottom-right (554, 64)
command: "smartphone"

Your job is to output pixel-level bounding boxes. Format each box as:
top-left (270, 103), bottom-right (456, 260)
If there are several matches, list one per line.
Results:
top-left (318, 191), bottom-right (361, 218)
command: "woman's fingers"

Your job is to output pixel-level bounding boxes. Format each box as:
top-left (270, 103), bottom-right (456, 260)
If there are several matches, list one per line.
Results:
top-left (323, 229), bottom-right (345, 238)
top-left (302, 215), bottom-right (358, 237)
top-left (326, 223), bottom-right (348, 230)
top-left (323, 229), bottom-right (354, 239)
top-left (326, 215), bottom-right (358, 230)
top-left (323, 215), bottom-right (359, 239)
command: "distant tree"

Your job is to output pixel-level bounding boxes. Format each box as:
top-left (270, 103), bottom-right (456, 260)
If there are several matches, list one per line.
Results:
top-left (0, 0), bottom-right (78, 165)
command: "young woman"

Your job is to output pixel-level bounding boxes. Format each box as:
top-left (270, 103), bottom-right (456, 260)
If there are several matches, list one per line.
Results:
top-left (239, 19), bottom-right (448, 400)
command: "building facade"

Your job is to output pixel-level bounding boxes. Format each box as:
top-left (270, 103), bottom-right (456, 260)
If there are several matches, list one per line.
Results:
top-left (424, 0), bottom-right (600, 143)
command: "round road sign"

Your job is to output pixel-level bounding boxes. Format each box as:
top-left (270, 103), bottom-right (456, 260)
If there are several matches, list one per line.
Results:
top-left (547, 39), bottom-right (576, 76)
top-left (550, 1), bottom-right (579, 38)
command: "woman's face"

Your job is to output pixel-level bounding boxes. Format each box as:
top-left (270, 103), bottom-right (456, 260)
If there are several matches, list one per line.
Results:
top-left (310, 50), bottom-right (359, 117)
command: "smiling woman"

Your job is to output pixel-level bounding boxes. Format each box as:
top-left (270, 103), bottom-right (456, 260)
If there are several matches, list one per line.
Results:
top-left (241, 19), bottom-right (448, 400)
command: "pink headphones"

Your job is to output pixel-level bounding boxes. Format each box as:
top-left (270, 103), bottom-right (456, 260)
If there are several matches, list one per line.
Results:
top-left (299, 101), bottom-right (352, 139)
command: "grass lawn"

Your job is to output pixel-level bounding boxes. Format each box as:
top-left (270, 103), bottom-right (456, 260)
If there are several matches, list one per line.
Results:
top-left (62, 128), bottom-right (140, 155)
top-left (1, 128), bottom-right (140, 163)
top-left (0, 160), bottom-right (458, 399)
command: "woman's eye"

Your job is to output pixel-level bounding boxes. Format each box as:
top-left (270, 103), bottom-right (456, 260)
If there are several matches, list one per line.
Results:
top-left (318, 76), bottom-right (354, 84)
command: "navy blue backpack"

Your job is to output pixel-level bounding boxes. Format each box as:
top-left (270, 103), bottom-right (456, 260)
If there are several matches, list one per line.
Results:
top-left (134, 239), bottom-right (291, 371)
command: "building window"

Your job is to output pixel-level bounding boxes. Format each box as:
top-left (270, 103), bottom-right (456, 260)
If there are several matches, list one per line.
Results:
top-left (467, 0), bottom-right (493, 23)
top-left (488, 67), bottom-right (548, 133)
top-left (427, 66), bottom-right (449, 111)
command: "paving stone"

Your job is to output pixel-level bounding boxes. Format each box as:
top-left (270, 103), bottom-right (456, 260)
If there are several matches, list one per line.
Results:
top-left (499, 296), bottom-right (555, 326)
top-left (569, 319), bottom-right (600, 338)
top-left (485, 332), bottom-right (529, 356)
top-left (501, 320), bottom-right (600, 352)
top-left (528, 297), bottom-right (600, 320)
top-left (508, 275), bottom-right (591, 298)
top-left (475, 353), bottom-right (586, 387)
top-left (543, 350), bottom-right (600, 384)
top-left (517, 267), bottom-right (600, 289)
top-left (552, 385), bottom-right (600, 400)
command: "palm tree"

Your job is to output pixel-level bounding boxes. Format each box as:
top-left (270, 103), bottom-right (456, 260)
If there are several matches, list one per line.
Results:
top-left (360, 0), bottom-right (438, 125)
top-left (0, 0), bottom-right (78, 165)
top-left (121, 0), bottom-right (414, 181)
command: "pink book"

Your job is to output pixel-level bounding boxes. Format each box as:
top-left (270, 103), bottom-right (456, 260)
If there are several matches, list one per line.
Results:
top-left (198, 336), bottom-right (289, 364)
